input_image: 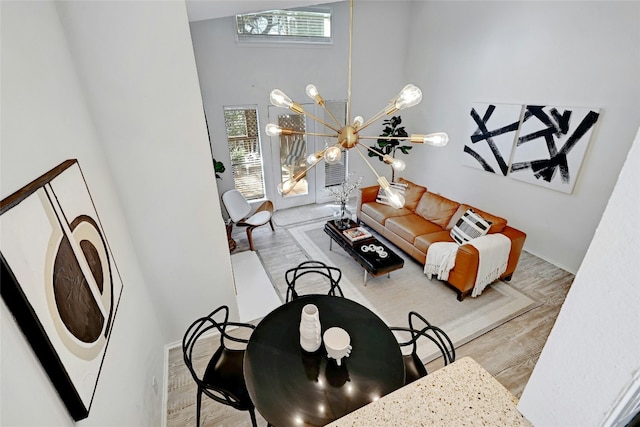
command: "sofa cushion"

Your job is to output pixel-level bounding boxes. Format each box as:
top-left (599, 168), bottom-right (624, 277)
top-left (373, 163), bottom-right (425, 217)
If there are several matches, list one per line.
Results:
top-left (450, 209), bottom-right (492, 244)
top-left (376, 181), bottom-right (408, 206)
top-left (414, 230), bottom-right (455, 254)
top-left (361, 202), bottom-right (412, 225)
top-left (415, 192), bottom-right (460, 228)
top-left (385, 214), bottom-right (443, 243)
top-left (397, 178), bottom-right (427, 211)
top-left (446, 204), bottom-right (507, 234)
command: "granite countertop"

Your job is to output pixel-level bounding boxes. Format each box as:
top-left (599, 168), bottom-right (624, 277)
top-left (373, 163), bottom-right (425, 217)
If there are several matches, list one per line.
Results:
top-left (326, 357), bottom-right (532, 426)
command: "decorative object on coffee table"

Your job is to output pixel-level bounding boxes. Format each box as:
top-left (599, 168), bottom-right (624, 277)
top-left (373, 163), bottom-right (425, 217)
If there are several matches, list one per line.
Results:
top-left (342, 226), bottom-right (372, 243)
top-left (326, 173), bottom-right (362, 230)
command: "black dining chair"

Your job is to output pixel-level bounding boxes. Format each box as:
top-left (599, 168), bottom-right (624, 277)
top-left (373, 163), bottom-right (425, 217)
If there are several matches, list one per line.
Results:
top-left (182, 305), bottom-right (258, 427)
top-left (285, 260), bottom-right (344, 302)
top-left (390, 311), bottom-right (456, 385)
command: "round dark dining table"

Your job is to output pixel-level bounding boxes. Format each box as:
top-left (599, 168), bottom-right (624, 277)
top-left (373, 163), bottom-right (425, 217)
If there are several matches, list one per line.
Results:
top-left (244, 294), bottom-right (405, 427)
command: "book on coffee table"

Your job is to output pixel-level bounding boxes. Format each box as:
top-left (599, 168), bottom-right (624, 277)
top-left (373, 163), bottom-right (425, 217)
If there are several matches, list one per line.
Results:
top-left (342, 227), bottom-right (372, 242)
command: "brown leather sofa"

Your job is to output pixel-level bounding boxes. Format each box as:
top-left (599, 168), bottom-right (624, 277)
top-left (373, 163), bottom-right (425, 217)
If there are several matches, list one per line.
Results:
top-left (356, 178), bottom-right (526, 300)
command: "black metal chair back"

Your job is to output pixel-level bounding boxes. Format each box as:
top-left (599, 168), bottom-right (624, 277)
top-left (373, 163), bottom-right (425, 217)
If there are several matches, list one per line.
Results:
top-left (182, 305), bottom-right (258, 427)
top-left (390, 311), bottom-right (455, 385)
top-left (285, 260), bottom-right (344, 302)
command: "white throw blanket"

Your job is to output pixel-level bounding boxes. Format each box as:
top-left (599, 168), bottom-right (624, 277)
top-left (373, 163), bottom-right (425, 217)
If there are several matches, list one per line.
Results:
top-left (424, 242), bottom-right (458, 281)
top-left (469, 234), bottom-right (511, 297)
top-left (424, 234), bottom-right (511, 297)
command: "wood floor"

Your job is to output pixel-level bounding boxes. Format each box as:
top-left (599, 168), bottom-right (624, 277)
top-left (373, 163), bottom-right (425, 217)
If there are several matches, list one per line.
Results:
top-left (165, 210), bottom-right (574, 427)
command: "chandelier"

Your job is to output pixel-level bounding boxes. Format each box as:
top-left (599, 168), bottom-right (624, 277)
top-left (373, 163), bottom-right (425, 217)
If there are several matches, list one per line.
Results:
top-left (265, 0), bottom-right (449, 209)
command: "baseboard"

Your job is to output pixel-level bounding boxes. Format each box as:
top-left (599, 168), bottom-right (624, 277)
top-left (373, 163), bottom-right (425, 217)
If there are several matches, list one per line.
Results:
top-left (522, 246), bottom-right (577, 275)
top-left (161, 343), bottom-right (171, 427)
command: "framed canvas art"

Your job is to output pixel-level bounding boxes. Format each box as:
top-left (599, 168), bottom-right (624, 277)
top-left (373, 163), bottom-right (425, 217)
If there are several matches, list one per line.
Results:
top-left (0, 159), bottom-right (124, 421)
top-left (464, 103), bottom-right (523, 176)
top-left (509, 105), bottom-right (600, 193)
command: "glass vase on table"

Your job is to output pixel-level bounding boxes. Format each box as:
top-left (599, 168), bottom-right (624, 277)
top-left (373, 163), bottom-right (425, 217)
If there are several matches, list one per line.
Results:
top-left (333, 200), bottom-right (351, 230)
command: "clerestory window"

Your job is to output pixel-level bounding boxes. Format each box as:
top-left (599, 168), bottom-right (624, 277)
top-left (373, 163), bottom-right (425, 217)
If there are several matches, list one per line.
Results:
top-left (235, 8), bottom-right (332, 44)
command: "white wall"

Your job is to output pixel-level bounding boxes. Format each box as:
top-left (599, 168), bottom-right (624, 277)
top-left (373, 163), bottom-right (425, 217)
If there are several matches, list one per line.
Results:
top-left (189, 1), bottom-right (413, 202)
top-left (518, 127), bottom-right (640, 425)
top-left (1, 2), bottom-right (166, 425)
top-left (401, 1), bottom-right (640, 273)
top-left (54, 0), bottom-right (239, 343)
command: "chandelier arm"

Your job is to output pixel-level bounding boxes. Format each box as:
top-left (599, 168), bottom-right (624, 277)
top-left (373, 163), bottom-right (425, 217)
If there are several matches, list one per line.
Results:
top-left (280, 156), bottom-right (324, 195)
top-left (353, 145), bottom-right (382, 180)
top-left (356, 135), bottom-right (408, 141)
top-left (356, 141), bottom-right (385, 159)
top-left (288, 130), bottom-right (340, 138)
top-left (300, 109), bottom-right (342, 133)
top-left (319, 102), bottom-right (344, 129)
top-left (356, 108), bottom-right (391, 133)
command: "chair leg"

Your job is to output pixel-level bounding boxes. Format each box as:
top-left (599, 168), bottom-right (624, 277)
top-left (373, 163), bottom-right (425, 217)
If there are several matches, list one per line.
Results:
top-left (196, 388), bottom-right (202, 427)
top-left (246, 227), bottom-right (255, 251)
top-left (248, 407), bottom-right (258, 427)
top-left (268, 219), bottom-right (275, 231)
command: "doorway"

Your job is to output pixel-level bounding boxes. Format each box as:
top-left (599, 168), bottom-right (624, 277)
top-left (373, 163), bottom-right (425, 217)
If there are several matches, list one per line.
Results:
top-left (268, 100), bottom-right (347, 210)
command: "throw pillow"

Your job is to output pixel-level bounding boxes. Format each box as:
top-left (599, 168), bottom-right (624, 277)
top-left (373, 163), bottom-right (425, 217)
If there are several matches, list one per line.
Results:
top-left (446, 204), bottom-right (508, 234)
top-left (450, 209), bottom-right (492, 245)
top-left (376, 182), bottom-right (408, 206)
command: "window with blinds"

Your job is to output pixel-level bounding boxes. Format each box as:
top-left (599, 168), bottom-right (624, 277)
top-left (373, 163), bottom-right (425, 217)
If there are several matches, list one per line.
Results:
top-left (323, 101), bottom-right (348, 188)
top-left (235, 8), bottom-right (331, 43)
top-left (223, 106), bottom-right (265, 200)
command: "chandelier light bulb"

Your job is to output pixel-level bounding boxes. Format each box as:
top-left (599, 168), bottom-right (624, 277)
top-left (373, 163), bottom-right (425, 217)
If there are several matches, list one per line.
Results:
top-left (305, 84), bottom-right (319, 99)
top-left (377, 176), bottom-right (405, 208)
top-left (324, 146), bottom-right (342, 165)
top-left (385, 187), bottom-right (405, 209)
top-left (419, 132), bottom-right (450, 147)
top-left (277, 179), bottom-right (297, 195)
top-left (353, 116), bottom-right (364, 128)
top-left (270, 89), bottom-right (293, 108)
top-left (383, 155), bottom-right (406, 172)
top-left (307, 152), bottom-right (319, 164)
top-left (265, 124), bottom-right (282, 136)
top-left (394, 84), bottom-right (422, 110)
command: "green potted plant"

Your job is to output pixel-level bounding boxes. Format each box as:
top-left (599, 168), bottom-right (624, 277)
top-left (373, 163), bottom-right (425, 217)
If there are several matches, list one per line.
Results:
top-left (368, 115), bottom-right (411, 181)
top-left (213, 158), bottom-right (226, 179)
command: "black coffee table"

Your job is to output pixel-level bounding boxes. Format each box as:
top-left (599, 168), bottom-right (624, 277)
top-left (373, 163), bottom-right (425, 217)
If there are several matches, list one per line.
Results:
top-left (324, 220), bottom-right (404, 285)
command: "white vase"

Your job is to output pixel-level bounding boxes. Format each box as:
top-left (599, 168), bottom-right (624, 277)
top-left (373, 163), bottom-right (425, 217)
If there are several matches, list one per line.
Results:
top-left (299, 304), bottom-right (321, 352)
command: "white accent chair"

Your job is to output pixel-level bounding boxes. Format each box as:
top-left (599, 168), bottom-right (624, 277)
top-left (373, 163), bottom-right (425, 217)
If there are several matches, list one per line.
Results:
top-left (222, 189), bottom-right (274, 251)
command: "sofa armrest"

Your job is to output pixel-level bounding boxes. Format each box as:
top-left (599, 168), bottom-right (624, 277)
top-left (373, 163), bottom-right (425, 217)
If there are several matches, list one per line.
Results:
top-left (357, 185), bottom-right (380, 215)
top-left (450, 226), bottom-right (527, 297)
top-left (500, 225), bottom-right (527, 277)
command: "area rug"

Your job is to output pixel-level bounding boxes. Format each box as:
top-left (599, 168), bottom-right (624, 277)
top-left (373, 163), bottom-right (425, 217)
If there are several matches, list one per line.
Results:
top-left (287, 220), bottom-right (540, 360)
top-left (272, 203), bottom-right (336, 227)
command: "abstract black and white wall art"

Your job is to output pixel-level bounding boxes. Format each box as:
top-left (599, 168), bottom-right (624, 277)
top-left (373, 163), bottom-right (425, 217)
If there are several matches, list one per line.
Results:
top-left (465, 103), bottom-right (523, 176)
top-left (0, 159), bottom-right (123, 421)
top-left (465, 103), bottom-right (601, 194)
top-left (509, 105), bottom-right (600, 193)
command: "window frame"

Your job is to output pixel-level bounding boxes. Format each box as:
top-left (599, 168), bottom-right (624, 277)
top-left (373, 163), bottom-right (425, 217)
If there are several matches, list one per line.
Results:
top-left (222, 105), bottom-right (266, 201)
top-left (235, 7), bottom-right (332, 45)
